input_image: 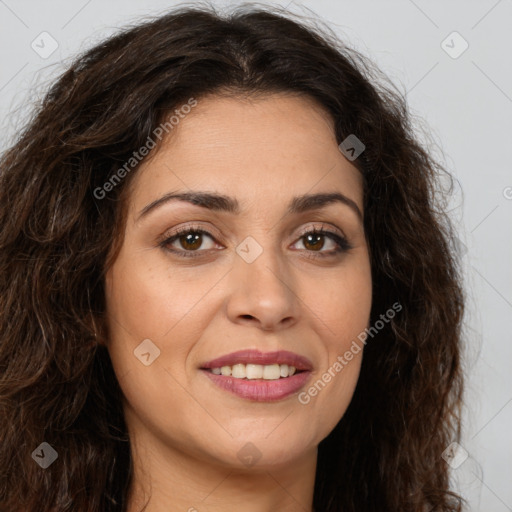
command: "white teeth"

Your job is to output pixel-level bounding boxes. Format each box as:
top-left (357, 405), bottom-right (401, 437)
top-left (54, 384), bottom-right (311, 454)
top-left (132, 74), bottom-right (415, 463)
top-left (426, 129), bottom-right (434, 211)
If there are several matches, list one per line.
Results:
top-left (231, 364), bottom-right (246, 379)
top-left (263, 364), bottom-right (281, 380)
top-left (209, 363), bottom-right (300, 379)
top-left (246, 364), bottom-right (263, 379)
top-left (220, 366), bottom-right (232, 376)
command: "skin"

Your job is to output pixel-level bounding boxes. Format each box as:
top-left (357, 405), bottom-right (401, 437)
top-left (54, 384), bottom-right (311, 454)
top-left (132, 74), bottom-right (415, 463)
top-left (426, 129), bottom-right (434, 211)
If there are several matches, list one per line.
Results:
top-left (104, 92), bottom-right (372, 512)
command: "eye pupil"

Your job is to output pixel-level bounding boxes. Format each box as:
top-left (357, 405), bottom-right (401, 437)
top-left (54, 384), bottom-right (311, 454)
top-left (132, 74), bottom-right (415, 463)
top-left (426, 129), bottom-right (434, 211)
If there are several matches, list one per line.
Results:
top-left (181, 233), bottom-right (202, 250)
top-left (304, 233), bottom-right (324, 251)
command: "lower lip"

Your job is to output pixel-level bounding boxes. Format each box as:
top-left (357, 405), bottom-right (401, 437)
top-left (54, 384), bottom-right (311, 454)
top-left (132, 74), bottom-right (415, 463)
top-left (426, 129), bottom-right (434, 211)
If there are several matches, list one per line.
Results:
top-left (201, 369), bottom-right (311, 402)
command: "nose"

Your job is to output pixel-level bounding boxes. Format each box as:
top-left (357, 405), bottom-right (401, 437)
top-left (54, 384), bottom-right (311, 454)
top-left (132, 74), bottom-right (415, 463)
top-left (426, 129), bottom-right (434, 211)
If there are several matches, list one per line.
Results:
top-left (225, 243), bottom-right (300, 331)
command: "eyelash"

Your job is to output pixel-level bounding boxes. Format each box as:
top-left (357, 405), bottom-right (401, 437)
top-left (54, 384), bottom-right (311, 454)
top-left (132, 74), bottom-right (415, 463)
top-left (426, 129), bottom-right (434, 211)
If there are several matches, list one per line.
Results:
top-left (158, 224), bottom-right (353, 260)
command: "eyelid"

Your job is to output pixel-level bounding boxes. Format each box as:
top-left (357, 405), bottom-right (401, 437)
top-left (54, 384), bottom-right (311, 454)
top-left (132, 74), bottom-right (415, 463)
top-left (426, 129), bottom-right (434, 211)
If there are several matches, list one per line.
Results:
top-left (158, 222), bottom-right (222, 244)
top-left (294, 222), bottom-right (346, 240)
top-left (160, 221), bottom-right (345, 242)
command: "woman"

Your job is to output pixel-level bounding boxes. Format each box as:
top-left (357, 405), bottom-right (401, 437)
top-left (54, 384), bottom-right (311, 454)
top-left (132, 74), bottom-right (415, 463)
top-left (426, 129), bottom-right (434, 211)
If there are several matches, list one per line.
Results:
top-left (0, 3), bottom-right (465, 511)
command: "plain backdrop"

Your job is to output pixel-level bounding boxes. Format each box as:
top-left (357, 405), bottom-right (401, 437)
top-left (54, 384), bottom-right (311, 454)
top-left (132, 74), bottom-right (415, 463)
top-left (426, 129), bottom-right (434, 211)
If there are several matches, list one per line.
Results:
top-left (1, 1), bottom-right (511, 510)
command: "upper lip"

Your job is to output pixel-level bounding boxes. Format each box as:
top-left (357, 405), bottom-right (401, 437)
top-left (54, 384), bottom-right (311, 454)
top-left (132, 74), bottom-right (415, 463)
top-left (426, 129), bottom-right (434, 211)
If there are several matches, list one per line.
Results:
top-left (201, 349), bottom-right (313, 371)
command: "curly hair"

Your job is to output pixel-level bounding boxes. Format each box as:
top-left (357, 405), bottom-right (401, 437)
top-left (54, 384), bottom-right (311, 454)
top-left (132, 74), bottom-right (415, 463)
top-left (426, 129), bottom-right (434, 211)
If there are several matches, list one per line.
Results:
top-left (0, 3), bottom-right (465, 511)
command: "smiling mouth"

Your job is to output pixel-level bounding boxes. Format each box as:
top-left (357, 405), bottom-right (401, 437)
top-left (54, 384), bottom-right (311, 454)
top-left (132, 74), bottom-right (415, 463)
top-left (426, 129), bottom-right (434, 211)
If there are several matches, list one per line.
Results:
top-left (200, 364), bottom-right (311, 402)
top-left (199, 349), bottom-right (313, 401)
top-left (202, 363), bottom-right (304, 380)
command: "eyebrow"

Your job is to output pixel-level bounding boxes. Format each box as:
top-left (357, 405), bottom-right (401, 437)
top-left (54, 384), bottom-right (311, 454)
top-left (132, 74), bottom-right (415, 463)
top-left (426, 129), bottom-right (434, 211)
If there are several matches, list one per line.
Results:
top-left (137, 190), bottom-right (363, 222)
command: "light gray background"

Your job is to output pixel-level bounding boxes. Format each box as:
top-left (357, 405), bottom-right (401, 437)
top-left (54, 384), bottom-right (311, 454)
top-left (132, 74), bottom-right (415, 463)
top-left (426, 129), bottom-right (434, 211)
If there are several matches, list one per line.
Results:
top-left (1, 1), bottom-right (511, 510)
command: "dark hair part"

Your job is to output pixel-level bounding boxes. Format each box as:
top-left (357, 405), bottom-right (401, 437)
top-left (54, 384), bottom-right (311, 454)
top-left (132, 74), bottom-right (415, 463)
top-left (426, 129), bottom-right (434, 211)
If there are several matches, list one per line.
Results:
top-left (0, 3), bottom-right (465, 511)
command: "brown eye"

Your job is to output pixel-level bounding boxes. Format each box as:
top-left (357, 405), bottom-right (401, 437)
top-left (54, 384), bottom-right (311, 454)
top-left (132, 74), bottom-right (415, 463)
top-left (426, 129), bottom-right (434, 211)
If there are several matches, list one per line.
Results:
top-left (302, 233), bottom-right (328, 251)
top-left (293, 228), bottom-right (351, 256)
top-left (160, 228), bottom-right (218, 257)
top-left (177, 232), bottom-right (204, 251)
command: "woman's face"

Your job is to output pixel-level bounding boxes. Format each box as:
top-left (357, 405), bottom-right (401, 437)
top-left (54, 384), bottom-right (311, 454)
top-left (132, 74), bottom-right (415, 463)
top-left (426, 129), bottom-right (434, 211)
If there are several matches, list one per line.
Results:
top-left (104, 93), bottom-right (372, 472)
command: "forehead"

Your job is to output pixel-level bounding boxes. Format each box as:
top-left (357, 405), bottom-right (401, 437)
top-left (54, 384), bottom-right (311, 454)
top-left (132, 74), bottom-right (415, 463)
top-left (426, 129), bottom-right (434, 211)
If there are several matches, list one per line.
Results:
top-left (128, 93), bottom-right (363, 212)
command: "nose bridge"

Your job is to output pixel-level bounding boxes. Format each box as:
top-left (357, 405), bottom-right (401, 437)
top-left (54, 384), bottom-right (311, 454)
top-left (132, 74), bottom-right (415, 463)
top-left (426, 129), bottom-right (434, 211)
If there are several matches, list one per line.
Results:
top-left (236, 232), bottom-right (292, 298)
top-left (227, 232), bottom-right (299, 329)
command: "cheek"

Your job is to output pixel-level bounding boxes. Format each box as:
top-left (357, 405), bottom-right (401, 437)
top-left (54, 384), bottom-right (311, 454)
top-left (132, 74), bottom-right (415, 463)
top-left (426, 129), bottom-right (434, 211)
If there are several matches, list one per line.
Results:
top-left (322, 281), bottom-right (371, 334)
top-left (104, 256), bottom-right (216, 448)
top-left (308, 253), bottom-right (372, 349)
top-left (103, 252), bottom-right (226, 398)
top-left (297, 260), bottom-right (371, 434)
top-left (105, 251), bottom-right (219, 342)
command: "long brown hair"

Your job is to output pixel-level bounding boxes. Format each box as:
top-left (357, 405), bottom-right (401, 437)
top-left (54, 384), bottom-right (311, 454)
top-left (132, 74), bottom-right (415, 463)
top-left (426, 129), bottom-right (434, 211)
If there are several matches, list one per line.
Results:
top-left (0, 3), bottom-right (465, 510)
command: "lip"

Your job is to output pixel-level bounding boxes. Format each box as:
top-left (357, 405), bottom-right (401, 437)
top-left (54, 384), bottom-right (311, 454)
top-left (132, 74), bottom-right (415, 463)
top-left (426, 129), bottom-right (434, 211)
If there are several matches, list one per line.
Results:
top-left (201, 370), bottom-right (312, 402)
top-left (199, 349), bottom-right (313, 402)
top-left (200, 349), bottom-right (314, 371)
